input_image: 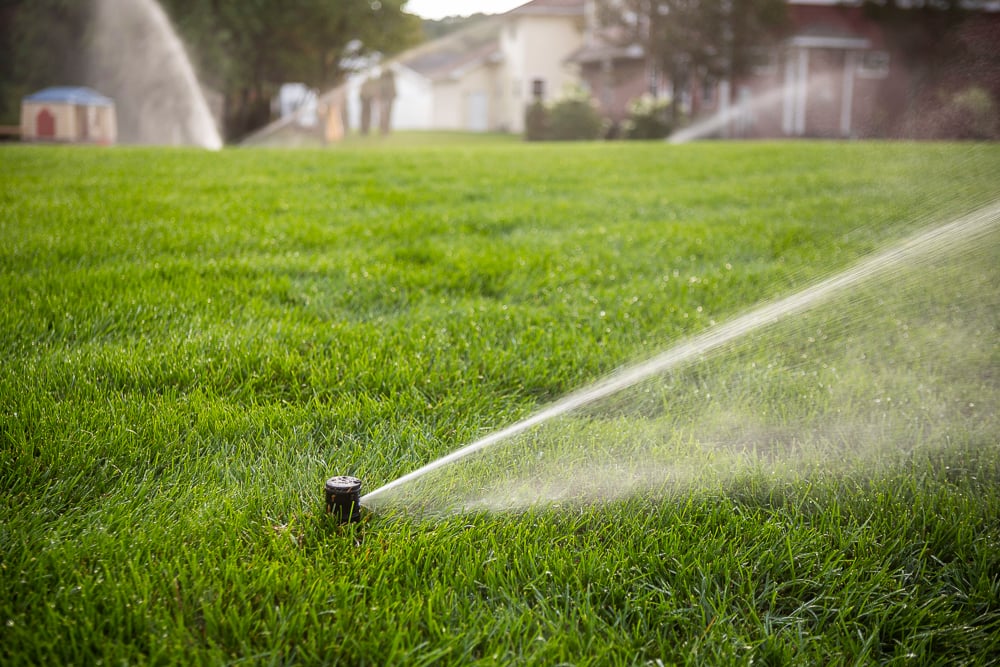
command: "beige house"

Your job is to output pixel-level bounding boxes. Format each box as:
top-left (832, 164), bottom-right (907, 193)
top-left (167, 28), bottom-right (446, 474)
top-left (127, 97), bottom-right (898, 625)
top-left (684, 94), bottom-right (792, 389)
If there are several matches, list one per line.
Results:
top-left (495, 0), bottom-right (586, 132)
top-left (21, 87), bottom-right (117, 144)
top-left (346, 0), bottom-right (586, 134)
top-left (243, 0), bottom-right (588, 142)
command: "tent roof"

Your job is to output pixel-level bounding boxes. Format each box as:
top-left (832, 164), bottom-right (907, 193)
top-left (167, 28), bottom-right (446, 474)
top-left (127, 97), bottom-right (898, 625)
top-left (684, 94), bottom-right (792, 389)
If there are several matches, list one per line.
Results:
top-left (24, 87), bottom-right (114, 107)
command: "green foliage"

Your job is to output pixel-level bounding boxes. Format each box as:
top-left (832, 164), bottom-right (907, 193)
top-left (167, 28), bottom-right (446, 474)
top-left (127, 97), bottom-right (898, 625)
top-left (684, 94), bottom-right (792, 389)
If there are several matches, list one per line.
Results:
top-left (1, 142), bottom-right (999, 664)
top-left (0, 0), bottom-right (91, 124)
top-left (945, 86), bottom-right (999, 139)
top-left (624, 94), bottom-right (673, 139)
top-left (524, 88), bottom-right (604, 142)
top-left (158, 0), bottom-right (422, 138)
top-left (523, 100), bottom-right (549, 141)
top-left (0, 0), bottom-right (422, 137)
top-left (597, 0), bottom-right (788, 126)
top-left (421, 13), bottom-right (493, 41)
top-left (547, 88), bottom-right (605, 141)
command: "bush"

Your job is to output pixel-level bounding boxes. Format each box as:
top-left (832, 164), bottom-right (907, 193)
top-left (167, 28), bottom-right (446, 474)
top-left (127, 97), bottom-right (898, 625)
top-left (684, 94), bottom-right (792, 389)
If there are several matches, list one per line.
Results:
top-left (523, 87), bottom-right (604, 141)
top-left (524, 100), bottom-right (548, 141)
top-left (547, 89), bottom-right (604, 141)
top-left (947, 87), bottom-right (999, 139)
top-left (623, 94), bottom-right (672, 140)
top-left (907, 86), bottom-right (1000, 140)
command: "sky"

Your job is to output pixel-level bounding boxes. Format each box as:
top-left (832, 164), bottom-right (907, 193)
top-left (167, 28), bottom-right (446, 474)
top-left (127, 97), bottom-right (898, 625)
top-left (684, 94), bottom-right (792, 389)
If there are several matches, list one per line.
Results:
top-left (405, 0), bottom-right (527, 19)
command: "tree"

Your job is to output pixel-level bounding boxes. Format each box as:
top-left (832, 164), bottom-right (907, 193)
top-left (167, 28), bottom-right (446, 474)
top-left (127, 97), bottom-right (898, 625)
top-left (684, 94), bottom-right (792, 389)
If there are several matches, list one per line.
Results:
top-left (597, 0), bottom-right (787, 124)
top-left (158, 0), bottom-right (422, 139)
top-left (0, 0), bottom-right (91, 124)
top-left (421, 13), bottom-right (492, 41)
top-left (861, 0), bottom-right (999, 136)
top-left (0, 0), bottom-right (421, 137)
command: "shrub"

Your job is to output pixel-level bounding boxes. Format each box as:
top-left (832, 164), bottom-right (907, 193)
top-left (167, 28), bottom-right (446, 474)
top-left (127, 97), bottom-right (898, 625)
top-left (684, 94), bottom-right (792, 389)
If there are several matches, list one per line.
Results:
top-left (523, 87), bottom-right (604, 142)
top-left (547, 88), bottom-right (604, 141)
top-left (524, 100), bottom-right (549, 141)
top-left (947, 87), bottom-right (999, 139)
top-left (623, 94), bottom-right (672, 140)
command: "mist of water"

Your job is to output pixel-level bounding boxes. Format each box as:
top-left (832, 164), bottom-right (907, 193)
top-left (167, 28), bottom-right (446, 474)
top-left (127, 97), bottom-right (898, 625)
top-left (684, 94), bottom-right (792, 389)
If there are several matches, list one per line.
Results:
top-left (667, 75), bottom-right (829, 144)
top-left (362, 200), bottom-right (1000, 516)
top-left (88, 0), bottom-right (223, 149)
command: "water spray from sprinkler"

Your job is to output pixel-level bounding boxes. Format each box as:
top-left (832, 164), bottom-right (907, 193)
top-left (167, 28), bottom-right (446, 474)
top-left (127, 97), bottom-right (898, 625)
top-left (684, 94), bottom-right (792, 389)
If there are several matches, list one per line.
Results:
top-left (357, 200), bottom-right (1000, 514)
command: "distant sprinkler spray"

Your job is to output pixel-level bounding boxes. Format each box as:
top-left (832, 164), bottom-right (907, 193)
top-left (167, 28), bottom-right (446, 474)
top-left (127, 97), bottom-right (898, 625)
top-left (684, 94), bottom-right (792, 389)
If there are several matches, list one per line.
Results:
top-left (325, 476), bottom-right (363, 523)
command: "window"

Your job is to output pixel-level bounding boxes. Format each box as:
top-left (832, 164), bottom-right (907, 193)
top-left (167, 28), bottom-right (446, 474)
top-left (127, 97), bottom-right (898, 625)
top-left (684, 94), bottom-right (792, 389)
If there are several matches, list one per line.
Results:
top-left (531, 78), bottom-right (546, 101)
top-left (858, 51), bottom-right (890, 78)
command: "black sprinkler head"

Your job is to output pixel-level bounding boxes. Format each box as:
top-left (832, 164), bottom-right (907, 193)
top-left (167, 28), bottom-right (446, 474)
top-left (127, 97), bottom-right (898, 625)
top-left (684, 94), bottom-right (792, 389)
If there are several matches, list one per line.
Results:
top-left (325, 476), bottom-right (363, 523)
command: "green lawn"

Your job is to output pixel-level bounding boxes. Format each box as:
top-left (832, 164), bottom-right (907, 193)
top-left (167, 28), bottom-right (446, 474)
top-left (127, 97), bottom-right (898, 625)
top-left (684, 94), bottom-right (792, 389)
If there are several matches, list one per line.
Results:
top-left (1, 141), bottom-right (998, 664)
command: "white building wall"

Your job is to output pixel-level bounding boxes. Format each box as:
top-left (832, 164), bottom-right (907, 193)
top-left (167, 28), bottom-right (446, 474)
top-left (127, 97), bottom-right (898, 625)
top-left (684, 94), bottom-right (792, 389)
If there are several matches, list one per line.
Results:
top-left (432, 81), bottom-right (464, 129)
top-left (346, 65), bottom-right (434, 132)
top-left (342, 12), bottom-right (583, 135)
top-left (388, 66), bottom-right (434, 130)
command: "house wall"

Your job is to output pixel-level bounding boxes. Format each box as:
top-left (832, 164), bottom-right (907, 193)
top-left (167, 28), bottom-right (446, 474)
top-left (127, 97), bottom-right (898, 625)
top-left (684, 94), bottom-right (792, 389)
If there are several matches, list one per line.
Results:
top-left (729, 2), bottom-right (912, 139)
top-left (730, 56), bottom-right (786, 138)
top-left (731, 5), bottom-right (999, 139)
top-left (579, 58), bottom-right (648, 123)
top-left (521, 15), bottom-right (584, 102)
top-left (431, 81), bottom-right (463, 130)
top-left (389, 67), bottom-right (434, 130)
top-left (851, 56), bottom-right (906, 137)
top-left (799, 47), bottom-right (850, 138)
top-left (499, 13), bottom-right (585, 133)
top-left (498, 18), bottom-right (526, 132)
top-left (345, 66), bottom-right (434, 132)
top-left (431, 63), bottom-right (502, 132)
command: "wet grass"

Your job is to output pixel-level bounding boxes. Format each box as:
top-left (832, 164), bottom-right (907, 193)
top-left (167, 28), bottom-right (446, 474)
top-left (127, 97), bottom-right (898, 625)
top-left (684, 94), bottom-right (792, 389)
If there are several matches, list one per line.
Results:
top-left (1, 141), bottom-right (999, 664)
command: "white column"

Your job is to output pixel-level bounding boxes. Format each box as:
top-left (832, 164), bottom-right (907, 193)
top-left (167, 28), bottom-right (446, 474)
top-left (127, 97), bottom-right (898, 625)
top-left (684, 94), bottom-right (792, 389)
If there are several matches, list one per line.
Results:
top-left (840, 51), bottom-right (856, 138)
top-left (782, 51), bottom-right (795, 135)
top-left (719, 79), bottom-right (731, 138)
top-left (795, 48), bottom-right (808, 135)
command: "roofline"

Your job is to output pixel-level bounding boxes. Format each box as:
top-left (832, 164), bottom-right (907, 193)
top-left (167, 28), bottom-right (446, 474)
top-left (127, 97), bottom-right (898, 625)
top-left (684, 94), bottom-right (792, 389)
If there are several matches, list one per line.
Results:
top-left (508, 7), bottom-right (585, 15)
top-left (789, 35), bottom-right (871, 49)
top-left (448, 43), bottom-right (503, 78)
top-left (23, 87), bottom-right (114, 107)
top-left (506, 1), bottom-right (586, 17)
top-left (789, 0), bottom-right (1000, 8)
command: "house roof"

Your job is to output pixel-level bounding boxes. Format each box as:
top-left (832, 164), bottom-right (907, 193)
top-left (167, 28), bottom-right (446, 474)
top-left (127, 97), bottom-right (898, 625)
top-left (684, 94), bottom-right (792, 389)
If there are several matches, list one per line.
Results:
top-left (396, 16), bottom-right (504, 81)
top-left (566, 24), bottom-right (645, 64)
top-left (23, 86), bottom-right (114, 107)
top-left (406, 39), bottom-right (502, 80)
top-left (384, 1), bottom-right (584, 82)
top-left (787, 3), bottom-right (887, 49)
top-left (507, 0), bottom-right (585, 16)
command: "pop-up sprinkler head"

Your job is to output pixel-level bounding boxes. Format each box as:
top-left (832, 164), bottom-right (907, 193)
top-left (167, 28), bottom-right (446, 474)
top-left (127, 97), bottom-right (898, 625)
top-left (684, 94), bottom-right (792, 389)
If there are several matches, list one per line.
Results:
top-left (325, 476), bottom-right (363, 523)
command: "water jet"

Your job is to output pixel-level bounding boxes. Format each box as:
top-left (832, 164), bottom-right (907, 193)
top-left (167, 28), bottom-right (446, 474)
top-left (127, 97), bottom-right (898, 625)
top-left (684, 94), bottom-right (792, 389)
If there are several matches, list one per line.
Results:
top-left (361, 199), bottom-right (1000, 516)
top-left (88, 0), bottom-right (223, 148)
